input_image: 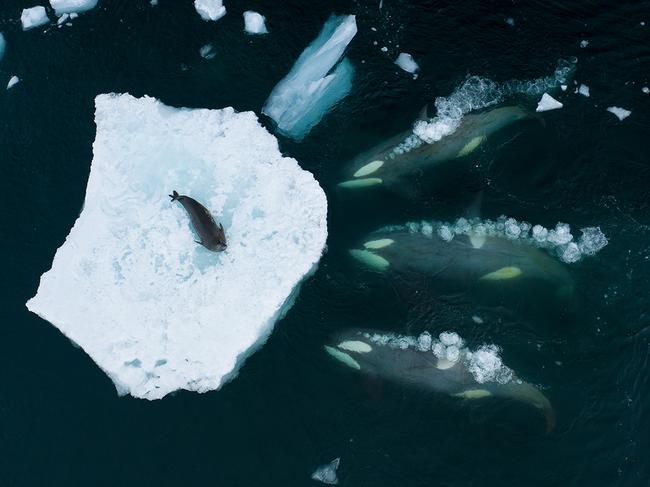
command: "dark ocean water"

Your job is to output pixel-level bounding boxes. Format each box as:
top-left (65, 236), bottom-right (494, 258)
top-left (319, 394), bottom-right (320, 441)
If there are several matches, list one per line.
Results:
top-left (1, 0), bottom-right (650, 486)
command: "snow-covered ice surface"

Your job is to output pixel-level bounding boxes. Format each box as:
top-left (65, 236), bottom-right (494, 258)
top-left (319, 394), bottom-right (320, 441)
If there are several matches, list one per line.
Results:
top-left (7, 76), bottom-right (20, 89)
top-left (536, 93), bottom-right (563, 112)
top-left (606, 106), bottom-right (631, 121)
top-left (194, 0), bottom-right (226, 22)
top-left (399, 59), bottom-right (575, 152)
top-left (26, 94), bottom-right (328, 400)
top-left (243, 11), bottom-right (268, 35)
top-left (364, 331), bottom-right (514, 384)
top-left (21, 6), bottom-right (49, 30)
top-left (380, 216), bottom-right (607, 264)
top-left (395, 52), bottom-right (419, 75)
top-left (49, 0), bottom-right (98, 15)
top-left (311, 458), bottom-right (340, 485)
top-left (262, 14), bottom-right (357, 141)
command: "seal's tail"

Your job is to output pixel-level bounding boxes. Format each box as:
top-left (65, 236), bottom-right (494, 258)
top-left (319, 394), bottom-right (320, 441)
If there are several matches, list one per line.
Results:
top-left (169, 190), bottom-right (180, 201)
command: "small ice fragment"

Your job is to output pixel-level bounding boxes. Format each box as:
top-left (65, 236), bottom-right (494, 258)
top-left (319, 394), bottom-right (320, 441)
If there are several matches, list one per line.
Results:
top-left (561, 84), bottom-right (567, 91)
top-left (472, 315), bottom-right (484, 324)
top-left (642, 87), bottom-right (649, 94)
top-left (49, 0), bottom-right (97, 15)
top-left (262, 15), bottom-right (357, 140)
top-left (194, 0), bottom-right (226, 22)
top-left (580, 40), bottom-right (589, 48)
top-left (311, 458), bottom-right (340, 485)
top-left (380, 46), bottom-right (388, 52)
top-left (370, 27), bottom-right (377, 32)
top-left (577, 227), bottom-right (608, 255)
top-left (199, 43), bottom-right (216, 60)
top-left (532, 224), bottom-right (548, 242)
top-left (394, 52), bottom-right (419, 74)
top-left (506, 17), bottom-right (515, 26)
top-left (578, 84), bottom-right (590, 97)
top-left (151, 0), bottom-right (158, 5)
top-left (536, 93), bottom-right (563, 112)
top-left (606, 106), bottom-right (631, 121)
top-left (57, 13), bottom-right (69, 24)
top-left (21, 6), bottom-right (49, 31)
top-left (69, 12), bottom-right (78, 19)
top-left (7, 76), bottom-right (20, 89)
top-left (243, 11), bottom-right (268, 35)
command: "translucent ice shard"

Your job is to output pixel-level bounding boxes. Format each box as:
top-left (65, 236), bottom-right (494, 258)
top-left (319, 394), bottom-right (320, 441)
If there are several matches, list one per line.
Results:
top-left (262, 14), bottom-right (357, 141)
top-left (311, 458), bottom-right (340, 485)
top-left (49, 0), bottom-right (98, 15)
top-left (21, 6), bottom-right (49, 30)
top-left (243, 11), bottom-right (268, 35)
top-left (194, 0), bottom-right (226, 22)
top-left (26, 94), bottom-right (328, 400)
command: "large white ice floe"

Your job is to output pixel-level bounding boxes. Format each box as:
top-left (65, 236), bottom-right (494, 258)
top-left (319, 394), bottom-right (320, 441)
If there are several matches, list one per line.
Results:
top-left (262, 14), bottom-right (357, 141)
top-left (26, 94), bottom-right (328, 400)
top-left (382, 216), bottom-right (607, 264)
top-left (243, 11), bottom-right (268, 35)
top-left (606, 106), bottom-right (631, 121)
top-left (21, 6), bottom-right (49, 30)
top-left (49, 0), bottom-right (98, 15)
top-left (194, 0), bottom-right (226, 22)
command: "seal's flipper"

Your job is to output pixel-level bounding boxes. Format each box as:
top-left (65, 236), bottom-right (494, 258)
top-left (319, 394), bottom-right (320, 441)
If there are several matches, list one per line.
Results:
top-left (169, 190), bottom-right (180, 201)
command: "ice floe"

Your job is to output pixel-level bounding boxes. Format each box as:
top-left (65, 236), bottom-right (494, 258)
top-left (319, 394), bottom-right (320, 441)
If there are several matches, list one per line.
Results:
top-left (21, 6), bottom-right (49, 30)
top-left (194, 0), bottom-right (226, 22)
top-left (577, 84), bottom-right (590, 97)
top-left (262, 14), bottom-right (357, 140)
top-left (642, 86), bottom-right (649, 94)
top-left (536, 93), bottom-right (563, 112)
top-left (394, 52), bottom-right (419, 76)
top-left (580, 39), bottom-right (589, 48)
top-left (311, 458), bottom-right (340, 485)
top-left (26, 94), bottom-right (328, 400)
top-left (405, 59), bottom-right (575, 149)
top-left (606, 106), bottom-right (631, 121)
top-left (382, 216), bottom-right (607, 264)
top-left (243, 11), bottom-right (268, 35)
top-left (364, 331), bottom-right (514, 384)
top-left (49, 0), bottom-right (97, 15)
top-left (7, 76), bottom-right (20, 89)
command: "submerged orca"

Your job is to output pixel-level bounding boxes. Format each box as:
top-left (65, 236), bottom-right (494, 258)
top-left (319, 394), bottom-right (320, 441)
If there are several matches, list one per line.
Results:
top-left (325, 328), bottom-right (556, 433)
top-left (169, 190), bottom-right (227, 252)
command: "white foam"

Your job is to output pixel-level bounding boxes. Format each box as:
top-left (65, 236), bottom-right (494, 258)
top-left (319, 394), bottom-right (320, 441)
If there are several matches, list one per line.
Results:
top-left (409, 59), bottom-right (575, 147)
top-left (7, 76), bottom-right (20, 89)
top-left (49, 0), bottom-right (98, 15)
top-left (194, 0), bottom-right (226, 22)
top-left (381, 216), bottom-right (607, 264)
top-left (536, 93), bottom-right (563, 112)
top-left (243, 11), bottom-right (268, 35)
top-left (606, 106), bottom-right (631, 121)
top-left (21, 6), bottom-right (49, 30)
top-left (311, 458), bottom-right (340, 485)
top-left (578, 84), bottom-right (590, 97)
top-left (394, 52), bottom-right (419, 75)
top-left (365, 331), bottom-right (513, 384)
top-left (262, 15), bottom-right (357, 140)
top-left (26, 94), bottom-right (328, 400)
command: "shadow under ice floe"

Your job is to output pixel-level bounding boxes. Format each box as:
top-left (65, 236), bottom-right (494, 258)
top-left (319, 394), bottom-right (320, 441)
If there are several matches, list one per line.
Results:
top-left (26, 94), bottom-right (328, 400)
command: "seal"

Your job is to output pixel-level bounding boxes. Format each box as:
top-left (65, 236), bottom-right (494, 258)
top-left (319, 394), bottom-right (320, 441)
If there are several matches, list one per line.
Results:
top-left (169, 190), bottom-right (227, 252)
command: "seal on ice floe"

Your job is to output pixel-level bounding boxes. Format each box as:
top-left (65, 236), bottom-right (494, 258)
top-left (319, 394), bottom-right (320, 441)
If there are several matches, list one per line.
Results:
top-left (169, 190), bottom-right (227, 252)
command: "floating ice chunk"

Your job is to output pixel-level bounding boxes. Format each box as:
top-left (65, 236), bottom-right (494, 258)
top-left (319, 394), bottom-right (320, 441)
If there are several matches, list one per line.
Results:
top-left (580, 40), bottom-right (589, 48)
top-left (577, 227), bottom-right (608, 255)
top-left (380, 46), bottom-right (388, 52)
top-left (199, 43), bottom-right (216, 60)
top-left (578, 84), bottom-right (590, 97)
top-left (21, 6), bottom-right (49, 30)
top-left (0, 34), bottom-right (5, 63)
top-left (243, 11), bottom-right (268, 35)
top-left (26, 94), bottom-right (328, 400)
top-left (561, 84), bottom-right (567, 91)
top-left (311, 458), bottom-right (340, 485)
top-left (7, 76), bottom-right (20, 89)
top-left (506, 17), bottom-right (515, 27)
top-left (395, 52), bottom-right (419, 75)
top-left (642, 87), bottom-right (649, 94)
top-left (606, 106), bottom-right (631, 121)
top-left (472, 315), bottom-right (484, 324)
top-left (536, 93), bottom-right (563, 112)
top-left (49, 0), bottom-right (98, 15)
top-left (57, 13), bottom-right (69, 25)
top-left (151, 0), bottom-right (158, 5)
top-left (194, 0), bottom-right (226, 22)
top-left (262, 15), bottom-right (357, 141)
